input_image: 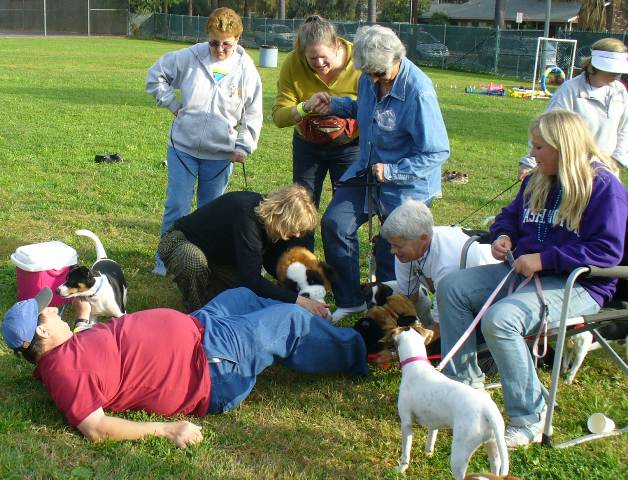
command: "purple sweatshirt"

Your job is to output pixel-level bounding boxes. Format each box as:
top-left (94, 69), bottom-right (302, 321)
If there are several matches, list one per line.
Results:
top-left (490, 166), bottom-right (627, 306)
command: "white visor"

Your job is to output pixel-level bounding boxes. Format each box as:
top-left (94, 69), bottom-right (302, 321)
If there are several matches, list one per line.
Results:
top-left (590, 49), bottom-right (628, 74)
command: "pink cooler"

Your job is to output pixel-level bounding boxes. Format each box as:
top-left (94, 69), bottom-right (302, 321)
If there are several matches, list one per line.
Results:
top-left (11, 241), bottom-right (78, 307)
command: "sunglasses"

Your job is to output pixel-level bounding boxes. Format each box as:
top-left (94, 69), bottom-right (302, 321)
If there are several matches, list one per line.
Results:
top-left (305, 15), bottom-right (321, 23)
top-left (369, 71), bottom-right (388, 78)
top-left (209, 40), bottom-right (236, 50)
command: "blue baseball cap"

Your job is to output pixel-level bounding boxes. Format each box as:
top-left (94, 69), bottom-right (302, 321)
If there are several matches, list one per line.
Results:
top-left (2, 288), bottom-right (53, 349)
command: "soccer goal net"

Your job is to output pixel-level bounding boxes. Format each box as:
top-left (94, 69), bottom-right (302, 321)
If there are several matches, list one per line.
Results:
top-left (531, 37), bottom-right (578, 100)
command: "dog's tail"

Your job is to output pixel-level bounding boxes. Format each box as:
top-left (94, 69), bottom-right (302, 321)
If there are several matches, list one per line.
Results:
top-left (76, 229), bottom-right (108, 260)
top-left (486, 404), bottom-right (509, 477)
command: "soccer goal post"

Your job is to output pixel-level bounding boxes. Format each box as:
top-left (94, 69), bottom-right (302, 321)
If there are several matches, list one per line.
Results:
top-left (531, 37), bottom-right (578, 100)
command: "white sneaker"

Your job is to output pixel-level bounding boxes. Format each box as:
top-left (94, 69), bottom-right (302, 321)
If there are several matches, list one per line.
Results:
top-left (504, 417), bottom-right (552, 448)
top-left (331, 303), bottom-right (367, 324)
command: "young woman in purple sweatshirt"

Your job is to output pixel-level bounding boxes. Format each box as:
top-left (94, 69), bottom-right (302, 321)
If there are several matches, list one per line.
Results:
top-left (436, 110), bottom-right (627, 448)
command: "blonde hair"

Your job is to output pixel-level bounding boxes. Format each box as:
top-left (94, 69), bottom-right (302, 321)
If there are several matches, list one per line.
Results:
top-left (295, 15), bottom-right (340, 53)
top-left (525, 110), bottom-right (615, 233)
top-left (581, 37), bottom-right (627, 74)
top-left (255, 184), bottom-right (319, 242)
top-left (206, 7), bottom-right (243, 38)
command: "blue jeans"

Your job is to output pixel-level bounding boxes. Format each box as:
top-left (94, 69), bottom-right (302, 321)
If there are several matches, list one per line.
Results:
top-left (436, 263), bottom-right (600, 426)
top-left (191, 288), bottom-right (370, 414)
top-left (292, 132), bottom-right (360, 209)
top-left (321, 186), bottom-right (433, 308)
top-left (155, 146), bottom-right (232, 267)
top-left (293, 133), bottom-right (359, 251)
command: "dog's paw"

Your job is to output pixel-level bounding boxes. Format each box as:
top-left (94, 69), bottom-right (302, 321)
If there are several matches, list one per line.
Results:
top-left (395, 463), bottom-right (409, 474)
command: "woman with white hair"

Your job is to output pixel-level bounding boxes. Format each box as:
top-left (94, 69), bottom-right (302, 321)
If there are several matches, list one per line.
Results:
top-left (307, 25), bottom-right (450, 322)
top-left (519, 37), bottom-right (628, 178)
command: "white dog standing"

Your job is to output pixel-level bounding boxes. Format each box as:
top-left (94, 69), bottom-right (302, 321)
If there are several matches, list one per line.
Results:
top-left (394, 328), bottom-right (509, 479)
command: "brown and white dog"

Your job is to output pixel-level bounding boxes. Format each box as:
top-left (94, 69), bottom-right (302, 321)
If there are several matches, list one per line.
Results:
top-left (361, 280), bottom-right (395, 307)
top-left (393, 327), bottom-right (509, 479)
top-left (276, 247), bottom-right (335, 305)
top-left (354, 294), bottom-right (439, 359)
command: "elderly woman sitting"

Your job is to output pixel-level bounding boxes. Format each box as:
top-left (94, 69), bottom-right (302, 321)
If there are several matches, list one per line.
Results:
top-left (307, 25), bottom-right (451, 322)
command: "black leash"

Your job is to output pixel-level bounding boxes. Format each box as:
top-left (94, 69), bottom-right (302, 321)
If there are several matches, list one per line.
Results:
top-left (455, 179), bottom-right (520, 226)
top-left (241, 162), bottom-right (249, 190)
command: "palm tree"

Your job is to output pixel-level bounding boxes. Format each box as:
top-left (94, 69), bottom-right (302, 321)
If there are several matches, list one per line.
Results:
top-left (577, 0), bottom-right (607, 31)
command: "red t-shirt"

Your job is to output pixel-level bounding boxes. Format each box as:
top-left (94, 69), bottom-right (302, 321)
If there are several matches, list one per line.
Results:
top-left (34, 309), bottom-right (211, 426)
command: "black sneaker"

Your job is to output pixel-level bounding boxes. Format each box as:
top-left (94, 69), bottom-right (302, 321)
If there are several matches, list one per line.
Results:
top-left (95, 153), bottom-right (123, 163)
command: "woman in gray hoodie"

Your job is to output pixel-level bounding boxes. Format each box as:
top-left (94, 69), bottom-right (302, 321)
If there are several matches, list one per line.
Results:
top-left (147, 7), bottom-right (263, 276)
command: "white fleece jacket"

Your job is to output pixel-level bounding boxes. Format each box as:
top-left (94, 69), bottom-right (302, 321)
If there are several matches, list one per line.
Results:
top-left (521, 72), bottom-right (628, 169)
top-left (146, 43), bottom-right (263, 160)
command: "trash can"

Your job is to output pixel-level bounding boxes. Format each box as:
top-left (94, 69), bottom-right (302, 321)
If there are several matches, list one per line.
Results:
top-left (259, 45), bottom-right (278, 68)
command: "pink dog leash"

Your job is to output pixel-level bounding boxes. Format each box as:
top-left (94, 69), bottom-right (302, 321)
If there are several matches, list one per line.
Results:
top-left (436, 267), bottom-right (515, 372)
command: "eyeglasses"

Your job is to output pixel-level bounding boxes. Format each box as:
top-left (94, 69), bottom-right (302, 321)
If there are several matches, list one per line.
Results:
top-left (305, 15), bottom-right (321, 23)
top-left (209, 40), bottom-right (236, 50)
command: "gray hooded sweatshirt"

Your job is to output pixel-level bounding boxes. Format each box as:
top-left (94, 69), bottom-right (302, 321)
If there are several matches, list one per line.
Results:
top-left (146, 43), bottom-right (263, 160)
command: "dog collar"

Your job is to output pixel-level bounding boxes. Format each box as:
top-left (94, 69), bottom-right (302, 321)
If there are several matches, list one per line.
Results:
top-left (399, 355), bottom-right (430, 368)
top-left (87, 276), bottom-right (104, 298)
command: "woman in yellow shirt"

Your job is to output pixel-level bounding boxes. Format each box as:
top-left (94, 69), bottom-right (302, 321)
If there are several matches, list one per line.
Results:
top-left (272, 15), bottom-right (360, 250)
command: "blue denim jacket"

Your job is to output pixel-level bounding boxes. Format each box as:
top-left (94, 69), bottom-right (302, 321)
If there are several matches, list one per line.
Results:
top-left (331, 57), bottom-right (450, 212)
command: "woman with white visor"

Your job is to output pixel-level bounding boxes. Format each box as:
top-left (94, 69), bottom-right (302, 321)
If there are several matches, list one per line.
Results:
top-left (519, 38), bottom-right (628, 178)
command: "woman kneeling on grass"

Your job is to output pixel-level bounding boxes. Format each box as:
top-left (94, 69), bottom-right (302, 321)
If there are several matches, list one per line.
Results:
top-left (158, 184), bottom-right (330, 318)
top-left (437, 110), bottom-right (626, 448)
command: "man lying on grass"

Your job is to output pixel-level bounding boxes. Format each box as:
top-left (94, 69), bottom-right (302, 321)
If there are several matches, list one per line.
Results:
top-left (2, 287), bottom-right (369, 447)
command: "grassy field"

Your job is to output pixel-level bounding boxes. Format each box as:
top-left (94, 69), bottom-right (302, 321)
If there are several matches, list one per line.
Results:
top-left (0, 37), bottom-right (626, 479)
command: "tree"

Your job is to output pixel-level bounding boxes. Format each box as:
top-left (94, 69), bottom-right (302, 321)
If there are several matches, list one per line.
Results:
top-left (429, 11), bottom-right (449, 25)
top-left (287, 0), bottom-right (360, 20)
top-left (577, 0), bottom-right (608, 31)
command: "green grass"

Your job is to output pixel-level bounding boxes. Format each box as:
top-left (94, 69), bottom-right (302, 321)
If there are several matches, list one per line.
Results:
top-left (0, 37), bottom-right (626, 479)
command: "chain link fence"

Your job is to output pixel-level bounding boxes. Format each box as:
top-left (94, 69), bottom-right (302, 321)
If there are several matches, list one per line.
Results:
top-left (0, 0), bottom-right (129, 36)
top-left (135, 13), bottom-right (627, 81)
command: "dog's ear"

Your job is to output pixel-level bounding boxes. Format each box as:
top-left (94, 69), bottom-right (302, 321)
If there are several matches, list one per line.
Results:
top-left (375, 282), bottom-right (394, 305)
top-left (413, 324), bottom-right (435, 345)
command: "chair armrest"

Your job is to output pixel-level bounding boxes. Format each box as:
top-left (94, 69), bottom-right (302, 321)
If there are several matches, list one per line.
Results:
top-left (586, 265), bottom-right (628, 280)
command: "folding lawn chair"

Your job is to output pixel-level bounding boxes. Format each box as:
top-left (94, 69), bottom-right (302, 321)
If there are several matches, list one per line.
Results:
top-left (458, 232), bottom-right (628, 448)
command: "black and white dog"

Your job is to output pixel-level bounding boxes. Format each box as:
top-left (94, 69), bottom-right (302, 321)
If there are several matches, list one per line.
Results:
top-left (56, 229), bottom-right (127, 322)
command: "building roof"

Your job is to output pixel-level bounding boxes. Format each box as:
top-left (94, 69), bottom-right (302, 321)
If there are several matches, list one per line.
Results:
top-left (421, 0), bottom-right (581, 23)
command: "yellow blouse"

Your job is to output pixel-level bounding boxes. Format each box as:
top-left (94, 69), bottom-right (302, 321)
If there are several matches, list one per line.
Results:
top-left (272, 38), bottom-right (360, 129)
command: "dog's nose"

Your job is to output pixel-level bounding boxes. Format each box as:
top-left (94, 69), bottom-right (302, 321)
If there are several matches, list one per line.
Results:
top-left (55, 287), bottom-right (61, 294)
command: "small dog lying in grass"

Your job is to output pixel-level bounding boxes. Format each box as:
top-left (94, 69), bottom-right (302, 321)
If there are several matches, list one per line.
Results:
top-left (393, 327), bottom-right (509, 479)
